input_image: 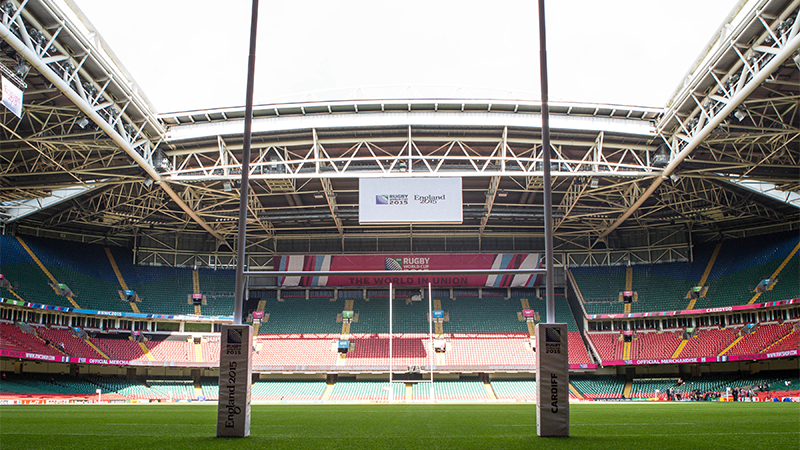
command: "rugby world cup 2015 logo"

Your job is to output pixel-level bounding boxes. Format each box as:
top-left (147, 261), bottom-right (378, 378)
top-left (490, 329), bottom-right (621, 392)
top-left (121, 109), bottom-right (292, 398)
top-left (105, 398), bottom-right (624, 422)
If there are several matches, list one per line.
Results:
top-left (227, 328), bottom-right (243, 344)
top-left (545, 327), bottom-right (562, 343)
top-left (376, 195), bottom-right (389, 205)
top-left (225, 328), bottom-right (243, 355)
top-left (385, 258), bottom-right (402, 271)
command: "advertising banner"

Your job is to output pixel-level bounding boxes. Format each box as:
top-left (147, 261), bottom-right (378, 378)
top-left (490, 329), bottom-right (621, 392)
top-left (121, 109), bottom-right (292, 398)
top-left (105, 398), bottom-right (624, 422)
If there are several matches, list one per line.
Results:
top-left (602, 349), bottom-right (798, 366)
top-left (0, 298), bottom-right (233, 322)
top-left (359, 177), bottom-right (462, 223)
top-left (276, 253), bottom-right (542, 287)
top-left (535, 323), bottom-right (569, 437)
top-left (587, 298), bottom-right (799, 320)
top-left (1, 76), bottom-right (23, 118)
top-left (216, 325), bottom-right (253, 437)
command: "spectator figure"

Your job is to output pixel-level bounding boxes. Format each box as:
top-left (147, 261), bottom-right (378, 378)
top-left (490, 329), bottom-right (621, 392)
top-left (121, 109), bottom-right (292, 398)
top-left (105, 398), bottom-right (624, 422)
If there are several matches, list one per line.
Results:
top-left (732, 387), bottom-right (739, 402)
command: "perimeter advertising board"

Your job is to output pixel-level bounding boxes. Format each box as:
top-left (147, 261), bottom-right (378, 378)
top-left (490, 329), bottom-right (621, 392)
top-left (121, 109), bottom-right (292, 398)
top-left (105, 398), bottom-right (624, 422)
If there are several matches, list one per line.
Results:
top-left (216, 324), bottom-right (253, 437)
top-left (359, 177), bottom-right (462, 223)
top-left (535, 323), bottom-right (569, 437)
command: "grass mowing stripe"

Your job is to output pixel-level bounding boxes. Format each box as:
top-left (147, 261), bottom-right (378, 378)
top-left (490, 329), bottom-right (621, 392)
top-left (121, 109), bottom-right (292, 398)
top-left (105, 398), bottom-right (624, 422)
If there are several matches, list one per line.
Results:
top-left (1, 403), bottom-right (798, 450)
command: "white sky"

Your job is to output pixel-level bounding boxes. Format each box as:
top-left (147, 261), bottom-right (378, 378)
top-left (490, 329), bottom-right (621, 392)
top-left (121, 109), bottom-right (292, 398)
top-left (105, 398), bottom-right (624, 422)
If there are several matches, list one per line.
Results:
top-left (74, 0), bottom-right (740, 113)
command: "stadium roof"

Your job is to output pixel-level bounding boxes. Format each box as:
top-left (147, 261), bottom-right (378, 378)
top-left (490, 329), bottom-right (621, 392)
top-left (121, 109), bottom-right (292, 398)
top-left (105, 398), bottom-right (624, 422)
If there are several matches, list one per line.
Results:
top-left (0, 0), bottom-right (798, 268)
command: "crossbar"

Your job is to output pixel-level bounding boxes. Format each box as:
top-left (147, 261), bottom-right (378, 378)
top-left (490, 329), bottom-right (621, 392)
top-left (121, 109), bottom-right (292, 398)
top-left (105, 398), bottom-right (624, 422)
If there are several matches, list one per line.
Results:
top-left (245, 268), bottom-right (547, 277)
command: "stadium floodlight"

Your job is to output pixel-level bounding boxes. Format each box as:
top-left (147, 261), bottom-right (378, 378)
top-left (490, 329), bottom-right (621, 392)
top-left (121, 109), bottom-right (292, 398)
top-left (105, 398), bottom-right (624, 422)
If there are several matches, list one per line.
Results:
top-left (14, 59), bottom-right (30, 77)
top-left (734, 108), bottom-right (746, 122)
top-left (223, 181), bottom-right (232, 192)
top-left (77, 117), bottom-right (89, 129)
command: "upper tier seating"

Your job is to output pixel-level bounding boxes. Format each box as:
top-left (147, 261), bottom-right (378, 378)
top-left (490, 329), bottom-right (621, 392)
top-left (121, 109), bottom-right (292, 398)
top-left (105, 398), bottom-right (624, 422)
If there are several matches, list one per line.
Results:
top-left (145, 339), bottom-right (191, 362)
top-left (36, 327), bottom-right (103, 359)
top-left (668, 327), bottom-right (737, 358)
top-left (766, 327), bottom-right (799, 353)
top-left (257, 298), bottom-right (343, 334)
top-left (573, 232), bottom-right (799, 315)
top-left (91, 336), bottom-right (144, 361)
top-left (726, 323), bottom-right (794, 356)
top-left (630, 331), bottom-right (682, 360)
top-left (567, 332), bottom-right (593, 365)
top-left (0, 322), bottom-right (61, 356)
top-left (587, 332), bottom-right (623, 361)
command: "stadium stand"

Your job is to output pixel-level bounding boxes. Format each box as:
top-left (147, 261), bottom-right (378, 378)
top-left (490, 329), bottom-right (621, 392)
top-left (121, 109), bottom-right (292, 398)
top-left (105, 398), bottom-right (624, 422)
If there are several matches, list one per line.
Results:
top-left (629, 378), bottom-right (680, 399)
top-left (257, 298), bottom-right (343, 334)
top-left (629, 331), bottom-right (682, 360)
top-left (412, 380), bottom-right (489, 401)
top-left (725, 323), bottom-right (794, 356)
top-left (490, 380), bottom-right (537, 401)
top-left (572, 233), bottom-right (800, 316)
top-left (2, 231), bottom-right (799, 402)
top-left (250, 380), bottom-right (327, 401)
top-left (0, 322), bottom-right (61, 356)
top-left (765, 325), bottom-right (800, 353)
top-left (145, 338), bottom-right (192, 362)
top-left (586, 332), bottom-right (623, 361)
top-left (443, 296), bottom-right (527, 333)
top-left (327, 381), bottom-right (403, 401)
top-left (570, 265), bottom-right (627, 315)
top-left (567, 332), bottom-right (593, 365)
top-left (570, 375), bottom-right (625, 399)
top-left (91, 336), bottom-right (144, 361)
top-left (252, 334), bottom-right (339, 367)
top-left (0, 235), bottom-right (73, 308)
top-left (36, 327), bottom-right (104, 359)
top-left (437, 333), bottom-right (534, 367)
top-left (344, 333), bottom-right (429, 367)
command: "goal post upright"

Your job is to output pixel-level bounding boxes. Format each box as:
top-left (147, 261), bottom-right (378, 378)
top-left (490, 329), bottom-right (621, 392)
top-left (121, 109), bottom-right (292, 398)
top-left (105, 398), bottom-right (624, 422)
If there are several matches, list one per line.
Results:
top-left (428, 282), bottom-right (435, 403)
top-left (536, 0), bottom-right (569, 437)
top-left (389, 282), bottom-right (393, 404)
top-left (218, 0), bottom-right (258, 438)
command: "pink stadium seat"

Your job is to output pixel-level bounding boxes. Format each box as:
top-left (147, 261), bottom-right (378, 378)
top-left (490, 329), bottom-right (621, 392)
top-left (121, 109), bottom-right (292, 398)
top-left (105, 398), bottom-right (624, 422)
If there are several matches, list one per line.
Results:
top-left (36, 327), bottom-right (104, 359)
top-left (679, 327), bottom-right (737, 358)
top-left (727, 323), bottom-right (793, 356)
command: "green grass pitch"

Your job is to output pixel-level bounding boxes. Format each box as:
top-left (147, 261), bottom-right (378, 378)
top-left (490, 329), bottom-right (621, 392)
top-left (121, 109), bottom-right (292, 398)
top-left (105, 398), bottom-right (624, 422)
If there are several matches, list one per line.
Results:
top-left (2, 402), bottom-right (798, 450)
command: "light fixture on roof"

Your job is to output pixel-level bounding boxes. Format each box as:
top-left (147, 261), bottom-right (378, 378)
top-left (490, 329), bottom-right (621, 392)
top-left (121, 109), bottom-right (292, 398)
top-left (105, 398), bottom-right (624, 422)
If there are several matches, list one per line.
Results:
top-left (733, 108), bottom-right (746, 122)
top-left (143, 179), bottom-right (153, 188)
top-left (313, 192), bottom-right (324, 199)
top-left (223, 181), bottom-right (232, 192)
top-left (670, 174), bottom-right (680, 183)
top-left (652, 143), bottom-right (670, 168)
top-left (497, 190), bottom-right (507, 198)
top-left (14, 58), bottom-right (30, 78)
top-left (77, 117), bottom-right (89, 129)
top-left (590, 178), bottom-right (599, 189)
